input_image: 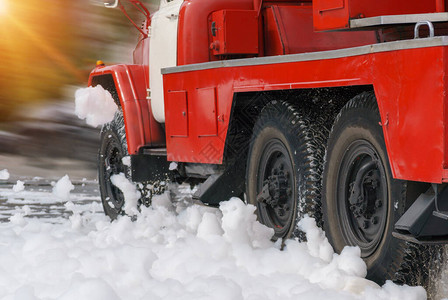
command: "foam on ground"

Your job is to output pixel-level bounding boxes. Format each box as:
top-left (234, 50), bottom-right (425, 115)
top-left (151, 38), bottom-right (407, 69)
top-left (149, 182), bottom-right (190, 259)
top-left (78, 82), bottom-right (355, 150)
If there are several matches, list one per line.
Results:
top-left (0, 191), bottom-right (427, 300)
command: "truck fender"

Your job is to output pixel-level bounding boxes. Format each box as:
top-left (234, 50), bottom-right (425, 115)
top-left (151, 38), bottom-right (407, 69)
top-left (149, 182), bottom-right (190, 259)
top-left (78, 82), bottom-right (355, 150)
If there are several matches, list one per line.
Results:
top-left (88, 64), bottom-right (165, 154)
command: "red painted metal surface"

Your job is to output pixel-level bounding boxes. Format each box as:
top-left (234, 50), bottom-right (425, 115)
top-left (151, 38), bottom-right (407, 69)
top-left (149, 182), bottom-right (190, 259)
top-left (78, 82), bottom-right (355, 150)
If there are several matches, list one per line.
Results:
top-left (164, 45), bottom-right (448, 184)
top-left (177, 0), bottom-right (254, 65)
top-left (210, 10), bottom-right (259, 56)
top-left (313, 0), bottom-right (441, 31)
top-left (89, 64), bottom-right (165, 154)
top-left (437, 0), bottom-right (446, 12)
top-left (262, 5), bottom-right (376, 55)
top-left (165, 90), bottom-right (188, 137)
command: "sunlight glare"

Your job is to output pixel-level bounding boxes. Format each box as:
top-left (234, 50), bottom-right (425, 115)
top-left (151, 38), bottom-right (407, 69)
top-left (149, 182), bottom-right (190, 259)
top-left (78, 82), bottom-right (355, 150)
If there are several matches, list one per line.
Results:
top-left (0, 0), bottom-right (8, 15)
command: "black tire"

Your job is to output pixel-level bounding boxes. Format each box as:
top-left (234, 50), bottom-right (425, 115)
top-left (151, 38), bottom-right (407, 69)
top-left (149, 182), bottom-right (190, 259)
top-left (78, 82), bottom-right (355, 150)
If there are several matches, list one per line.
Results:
top-left (98, 110), bottom-right (130, 219)
top-left (246, 100), bottom-right (325, 240)
top-left (322, 91), bottom-right (428, 284)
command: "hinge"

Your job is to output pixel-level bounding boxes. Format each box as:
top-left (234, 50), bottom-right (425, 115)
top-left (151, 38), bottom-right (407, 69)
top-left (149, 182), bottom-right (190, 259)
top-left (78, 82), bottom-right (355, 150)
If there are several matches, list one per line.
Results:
top-left (379, 113), bottom-right (389, 127)
top-left (166, 14), bottom-right (179, 20)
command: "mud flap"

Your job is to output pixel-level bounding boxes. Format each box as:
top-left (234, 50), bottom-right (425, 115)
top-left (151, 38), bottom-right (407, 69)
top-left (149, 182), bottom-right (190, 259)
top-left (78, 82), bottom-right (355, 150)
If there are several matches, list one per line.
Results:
top-left (193, 160), bottom-right (246, 206)
top-left (394, 184), bottom-right (448, 243)
top-left (131, 153), bottom-right (170, 182)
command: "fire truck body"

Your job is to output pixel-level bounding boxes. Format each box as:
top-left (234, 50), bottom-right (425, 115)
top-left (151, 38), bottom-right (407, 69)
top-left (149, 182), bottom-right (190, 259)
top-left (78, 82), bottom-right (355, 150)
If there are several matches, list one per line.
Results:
top-left (163, 38), bottom-right (448, 182)
top-left (90, 0), bottom-right (448, 284)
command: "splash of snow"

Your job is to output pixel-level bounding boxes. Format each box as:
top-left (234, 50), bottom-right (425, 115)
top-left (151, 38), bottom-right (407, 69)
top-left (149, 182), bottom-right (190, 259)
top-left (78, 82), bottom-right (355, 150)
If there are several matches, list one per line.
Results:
top-left (75, 85), bottom-right (117, 127)
top-left (121, 156), bottom-right (131, 167)
top-left (110, 173), bottom-right (141, 215)
top-left (12, 180), bottom-right (25, 193)
top-left (169, 162), bottom-right (178, 171)
top-left (52, 175), bottom-right (75, 201)
top-left (0, 169), bottom-right (10, 180)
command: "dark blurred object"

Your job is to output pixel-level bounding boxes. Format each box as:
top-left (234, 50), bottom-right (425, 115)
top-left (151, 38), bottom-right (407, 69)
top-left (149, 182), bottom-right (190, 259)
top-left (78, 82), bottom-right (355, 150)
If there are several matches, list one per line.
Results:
top-left (0, 98), bottom-right (100, 170)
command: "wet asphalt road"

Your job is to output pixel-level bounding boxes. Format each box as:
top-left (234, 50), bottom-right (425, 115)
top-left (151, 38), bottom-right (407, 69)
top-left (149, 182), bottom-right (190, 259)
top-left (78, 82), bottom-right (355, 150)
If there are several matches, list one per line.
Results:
top-left (0, 177), bottom-right (101, 223)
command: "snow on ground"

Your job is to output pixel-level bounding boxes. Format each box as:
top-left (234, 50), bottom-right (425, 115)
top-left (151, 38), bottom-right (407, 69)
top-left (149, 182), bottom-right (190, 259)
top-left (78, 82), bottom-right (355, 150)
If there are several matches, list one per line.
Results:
top-left (0, 175), bottom-right (428, 300)
top-left (52, 175), bottom-right (75, 201)
top-left (74, 85), bottom-right (117, 127)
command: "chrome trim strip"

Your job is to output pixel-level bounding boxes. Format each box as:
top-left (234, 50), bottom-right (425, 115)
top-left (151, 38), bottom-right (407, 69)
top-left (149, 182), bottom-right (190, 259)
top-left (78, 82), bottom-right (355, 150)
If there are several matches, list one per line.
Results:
top-left (350, 13), bottom-right (448, 28)
top-left (162, 36), bottom-right (448, 75)
top-left (142, 148), bottom-right (167, 156)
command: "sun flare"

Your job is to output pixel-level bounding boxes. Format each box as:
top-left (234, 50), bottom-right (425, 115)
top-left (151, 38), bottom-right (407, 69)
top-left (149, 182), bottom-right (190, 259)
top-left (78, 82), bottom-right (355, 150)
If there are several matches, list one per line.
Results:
top-left (0, 0), bottom-right (8, 16)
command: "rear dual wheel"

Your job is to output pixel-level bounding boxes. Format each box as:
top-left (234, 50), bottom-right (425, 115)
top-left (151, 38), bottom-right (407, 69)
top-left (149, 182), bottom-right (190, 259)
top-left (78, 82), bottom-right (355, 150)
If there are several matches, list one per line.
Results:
top-left (322, 92), bottom-right (406, 283)
top-left (246, 101), bottom-right (325, 239)
top-left (246, 93), bottom-right (430, 285)
top-left (322, 92), bottom-right (432, 285)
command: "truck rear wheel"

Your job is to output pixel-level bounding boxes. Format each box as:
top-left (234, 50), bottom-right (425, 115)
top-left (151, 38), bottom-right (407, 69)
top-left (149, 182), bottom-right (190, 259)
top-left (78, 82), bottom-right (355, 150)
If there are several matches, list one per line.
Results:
top-left (322, 92), bottom-right (426, 284)
top-left (246, 101), bottom-right (325, 240)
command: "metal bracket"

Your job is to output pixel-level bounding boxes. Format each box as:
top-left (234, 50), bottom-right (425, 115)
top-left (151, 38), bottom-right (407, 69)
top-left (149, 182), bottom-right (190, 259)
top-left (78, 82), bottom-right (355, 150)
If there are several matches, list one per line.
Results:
top-left (433, 183), bottom-right (448, 220)
top-left (414, 21), bottom-right (435, 39)
top-left (103, 0), bottom-right (151, 38)
top-left (105, 0), bottom-right (119, 8)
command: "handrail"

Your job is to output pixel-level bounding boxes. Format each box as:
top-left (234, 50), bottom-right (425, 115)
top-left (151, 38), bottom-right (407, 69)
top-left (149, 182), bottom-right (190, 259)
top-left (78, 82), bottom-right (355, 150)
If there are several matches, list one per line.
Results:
top-left (105, 0), bottom-right (119, 8)
top-left (104, 0), bottom-right (151, 38)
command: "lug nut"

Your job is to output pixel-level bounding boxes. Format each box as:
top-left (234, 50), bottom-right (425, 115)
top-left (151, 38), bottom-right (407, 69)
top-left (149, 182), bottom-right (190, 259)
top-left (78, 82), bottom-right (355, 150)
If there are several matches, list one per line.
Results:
top-left (375, 200), bottom-right (382, 208)
top-left (362, 220), bottom-right (369, 229)
top-left (371, 216), bottom-right (379, 225)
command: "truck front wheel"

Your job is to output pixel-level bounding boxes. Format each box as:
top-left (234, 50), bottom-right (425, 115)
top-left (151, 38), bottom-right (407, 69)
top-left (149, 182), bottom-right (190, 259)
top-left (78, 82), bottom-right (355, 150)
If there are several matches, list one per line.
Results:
top-left (246, 101), bottom-right (325, 240)
top-left (98, 110), bottom-right (130, 219)
top-left (322, 92), bottom-right (423, 284)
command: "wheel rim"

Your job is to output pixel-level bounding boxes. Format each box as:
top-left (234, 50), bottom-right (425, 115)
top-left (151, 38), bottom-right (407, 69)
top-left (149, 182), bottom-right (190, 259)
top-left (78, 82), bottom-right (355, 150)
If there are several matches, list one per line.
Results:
top-left (337, 140), bottom-right (388, 258)
top-left (102, 136), bottom-right (126, 212)
top-left (256, 139), bottom-right (295, 239)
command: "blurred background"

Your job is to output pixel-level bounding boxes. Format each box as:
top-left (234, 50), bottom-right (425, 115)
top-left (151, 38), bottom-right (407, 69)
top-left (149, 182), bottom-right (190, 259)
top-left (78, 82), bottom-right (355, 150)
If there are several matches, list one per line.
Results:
top-left (0, 0), bottom-right (157, 179)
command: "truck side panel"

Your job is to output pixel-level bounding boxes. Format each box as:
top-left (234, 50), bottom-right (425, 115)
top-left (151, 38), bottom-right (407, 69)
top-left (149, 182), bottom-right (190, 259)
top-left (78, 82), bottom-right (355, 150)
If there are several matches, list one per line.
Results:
top-left (163, 41), bottom-right (448, 183)
top-left (373, 47), bottom-right (446, 184)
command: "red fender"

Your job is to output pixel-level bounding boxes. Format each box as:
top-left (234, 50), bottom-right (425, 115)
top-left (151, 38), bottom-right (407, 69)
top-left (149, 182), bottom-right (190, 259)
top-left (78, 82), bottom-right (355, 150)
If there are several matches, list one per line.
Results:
top-left (88, 64), bottom-right (165, 154)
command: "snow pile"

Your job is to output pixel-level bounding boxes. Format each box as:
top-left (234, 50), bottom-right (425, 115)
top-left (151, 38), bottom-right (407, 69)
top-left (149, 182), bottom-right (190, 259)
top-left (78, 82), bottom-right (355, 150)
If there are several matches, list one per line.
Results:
top-left (0, 169), bottom-right (10, 180)
top-left (12, 180), bottom-right (25, 193)
top-left (0, 192), bottom-right (426, 300)
top-left (52, 175), bottom-right (75, 201)
top-left (75, 85), bottom-right (117, 127)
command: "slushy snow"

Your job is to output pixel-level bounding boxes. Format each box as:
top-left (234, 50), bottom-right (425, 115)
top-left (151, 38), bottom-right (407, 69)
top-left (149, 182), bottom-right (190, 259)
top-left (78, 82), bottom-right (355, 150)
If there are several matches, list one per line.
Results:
top-left (75, 85), bottom-right (117, 127)
top-left (12, 180), bottom-right (25, 193)
top-left (0, 169), bottom-right (10, 180)
top-left (52, 175), bottom-right (75, 201)
top-left (0, 185), bottom-right (427, 300)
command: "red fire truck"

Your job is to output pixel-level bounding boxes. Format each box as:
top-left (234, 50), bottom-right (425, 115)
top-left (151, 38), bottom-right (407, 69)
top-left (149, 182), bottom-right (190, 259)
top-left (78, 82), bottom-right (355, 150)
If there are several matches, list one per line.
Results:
top-left (89, 0), bottom-right (448, 285)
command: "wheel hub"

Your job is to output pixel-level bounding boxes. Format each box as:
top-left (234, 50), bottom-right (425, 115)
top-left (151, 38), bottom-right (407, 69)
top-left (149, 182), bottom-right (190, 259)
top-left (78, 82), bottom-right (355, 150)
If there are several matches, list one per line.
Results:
top-left (338, 141), bottom-right (388, 257)
top-left (104, 141), bottom-right (126, 210)
top-left (258, 169), bottom-right (291, 217)
top-left (255, 139), bottom-right (295, 237)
